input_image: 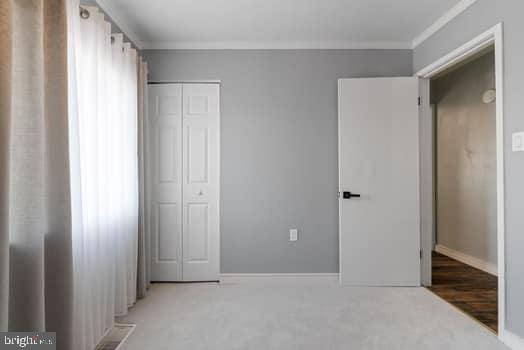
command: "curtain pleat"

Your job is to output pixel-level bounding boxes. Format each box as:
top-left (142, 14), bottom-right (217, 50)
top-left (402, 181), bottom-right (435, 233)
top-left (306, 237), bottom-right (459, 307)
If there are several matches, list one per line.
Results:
top-left (0, 1), bottom-right (73, 349)
top-left (42, 0), bottom-right (74, 346)
top-left (71, 7), bottom-right (114, 349)
top-left (137, 58), bottom-right (150, 299)
top-left (0, 0), bottom-right (13, 333)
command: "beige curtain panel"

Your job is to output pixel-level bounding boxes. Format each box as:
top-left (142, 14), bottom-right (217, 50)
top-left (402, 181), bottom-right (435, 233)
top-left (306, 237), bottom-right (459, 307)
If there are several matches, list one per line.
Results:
top-left (0, 1), bottom-right (74, 349)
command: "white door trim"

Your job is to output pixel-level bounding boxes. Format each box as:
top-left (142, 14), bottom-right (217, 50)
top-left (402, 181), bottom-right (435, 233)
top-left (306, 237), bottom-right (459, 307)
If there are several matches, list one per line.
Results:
top-left (415, 23), bottom-right (506, 342)
top-left (418, 78), bottom-right (433, 287)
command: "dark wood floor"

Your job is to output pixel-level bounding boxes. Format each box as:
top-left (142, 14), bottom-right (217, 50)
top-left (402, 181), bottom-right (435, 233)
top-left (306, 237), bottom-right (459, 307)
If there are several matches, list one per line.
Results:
top-left (427, 251), bottom-right (498, 333)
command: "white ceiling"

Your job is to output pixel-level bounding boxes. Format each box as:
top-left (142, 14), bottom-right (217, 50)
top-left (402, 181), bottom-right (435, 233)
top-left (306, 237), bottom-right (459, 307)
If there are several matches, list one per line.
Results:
top-left (96, 0), bottom-right (476, 50)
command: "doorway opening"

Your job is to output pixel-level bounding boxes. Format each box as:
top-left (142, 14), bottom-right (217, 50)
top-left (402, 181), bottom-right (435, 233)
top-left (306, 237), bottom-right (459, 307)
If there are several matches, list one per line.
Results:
top-left (416, 24), bottom-right (506, 337)
top-left (427, 46), bottom-right (498, 333)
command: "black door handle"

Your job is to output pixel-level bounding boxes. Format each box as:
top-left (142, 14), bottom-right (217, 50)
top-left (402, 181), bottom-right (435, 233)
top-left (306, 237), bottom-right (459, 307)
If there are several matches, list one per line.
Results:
top-left (343, 191), bottom-right (361, 199)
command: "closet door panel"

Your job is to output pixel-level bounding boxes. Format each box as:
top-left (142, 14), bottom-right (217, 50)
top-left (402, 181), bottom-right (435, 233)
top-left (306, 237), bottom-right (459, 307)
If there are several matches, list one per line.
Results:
top-left (186, 203), bottom-right (209, 261)
top-left (187, 126), bottom-right (209, 184)
top-left (149, 84), bottom-right (183, 281)
top-left (182, 84), bottom-right (220, 281)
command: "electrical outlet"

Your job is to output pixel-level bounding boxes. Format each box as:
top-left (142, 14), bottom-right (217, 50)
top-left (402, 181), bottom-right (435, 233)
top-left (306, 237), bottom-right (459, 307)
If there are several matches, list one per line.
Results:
top-left (512, 132), bottom-right (524, 152)
top-left (289, 229), bottom-right (298, 242)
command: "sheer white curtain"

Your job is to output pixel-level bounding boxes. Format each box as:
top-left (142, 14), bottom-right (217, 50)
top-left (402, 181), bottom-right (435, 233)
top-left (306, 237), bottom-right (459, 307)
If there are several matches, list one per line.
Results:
top-left (69, 4), bottom-right (140, 349)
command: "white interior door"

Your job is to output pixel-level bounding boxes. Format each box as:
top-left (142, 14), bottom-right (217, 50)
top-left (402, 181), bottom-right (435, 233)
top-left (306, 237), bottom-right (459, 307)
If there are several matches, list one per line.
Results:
top-left (182, 84), bottom-right (220, 281)
top-left (149, 84), bottom-right (183, 281)
top-left (338, 77), bottom-right (421, 286)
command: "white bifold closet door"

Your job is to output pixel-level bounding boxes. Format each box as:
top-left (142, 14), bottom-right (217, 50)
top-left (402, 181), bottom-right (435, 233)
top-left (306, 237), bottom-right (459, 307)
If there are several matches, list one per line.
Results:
top-left (149, 83), bottom-right (220, 282)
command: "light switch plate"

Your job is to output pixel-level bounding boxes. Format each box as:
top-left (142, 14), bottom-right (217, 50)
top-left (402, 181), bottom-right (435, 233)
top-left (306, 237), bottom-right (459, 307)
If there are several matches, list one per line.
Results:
top-left (289, 229), bottom-right (298, 242)
top-left (513, 132), bottom-right (524, 152)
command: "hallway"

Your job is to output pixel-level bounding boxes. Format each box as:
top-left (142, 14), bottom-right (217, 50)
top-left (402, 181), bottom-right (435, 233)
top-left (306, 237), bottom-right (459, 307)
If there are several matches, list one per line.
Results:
top-left (428, 252), bottom-right (498, 333)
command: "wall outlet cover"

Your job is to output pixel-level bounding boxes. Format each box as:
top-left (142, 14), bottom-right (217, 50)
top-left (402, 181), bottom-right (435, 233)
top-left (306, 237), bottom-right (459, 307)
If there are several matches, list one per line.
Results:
top-left (512, 132), bottom-right (524, 152)
top-left (289, 229), bottom-right (298, 242)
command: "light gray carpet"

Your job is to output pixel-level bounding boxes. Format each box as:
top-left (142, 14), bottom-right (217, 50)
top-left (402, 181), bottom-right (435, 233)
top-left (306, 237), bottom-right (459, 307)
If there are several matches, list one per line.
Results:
top-left (118, 282), bottom-right (507, 350)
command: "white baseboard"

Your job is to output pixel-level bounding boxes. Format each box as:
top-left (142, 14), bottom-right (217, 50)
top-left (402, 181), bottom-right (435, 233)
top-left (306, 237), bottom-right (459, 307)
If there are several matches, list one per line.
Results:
top-left (435, 244), bottom-right (497, 276)
top-left (501, 329), bottom-right (524, 350)
top-left (220, 273), bottom-right (339, 285)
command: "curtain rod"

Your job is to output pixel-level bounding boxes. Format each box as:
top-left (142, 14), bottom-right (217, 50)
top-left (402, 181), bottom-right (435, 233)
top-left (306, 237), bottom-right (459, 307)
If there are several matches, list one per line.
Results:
top-left (78, 6), bottom-right (137, 52)
top-left (79, 6), bottom-right (90, 19)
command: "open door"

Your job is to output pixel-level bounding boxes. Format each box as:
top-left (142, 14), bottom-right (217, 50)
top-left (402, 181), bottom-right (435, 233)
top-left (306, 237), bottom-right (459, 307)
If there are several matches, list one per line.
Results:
top-left (338, 77), bottom-right (421, 286)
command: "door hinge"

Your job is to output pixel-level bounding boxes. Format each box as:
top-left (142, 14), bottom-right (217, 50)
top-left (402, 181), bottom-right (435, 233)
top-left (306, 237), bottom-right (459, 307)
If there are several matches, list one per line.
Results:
top-left (418, 97), bottom-right (421, 106)
top-left (420, 249), bottom-right (423, 259)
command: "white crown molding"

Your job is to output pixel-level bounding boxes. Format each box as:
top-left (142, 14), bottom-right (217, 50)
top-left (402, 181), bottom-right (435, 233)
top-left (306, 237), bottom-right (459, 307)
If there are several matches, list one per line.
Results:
top-left (412, 0), bottom-right (478, 49)
top-left (95, 0), bottom-right (478, 51)
top-left (141, 40), bottom-right (412, 50)
top-left (95, 0), bottom-right (144, 49)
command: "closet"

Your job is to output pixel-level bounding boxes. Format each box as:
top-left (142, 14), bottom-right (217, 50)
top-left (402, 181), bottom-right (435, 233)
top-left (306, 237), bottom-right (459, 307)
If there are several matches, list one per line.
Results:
top-left (148, 83), bottom-right (220, 281)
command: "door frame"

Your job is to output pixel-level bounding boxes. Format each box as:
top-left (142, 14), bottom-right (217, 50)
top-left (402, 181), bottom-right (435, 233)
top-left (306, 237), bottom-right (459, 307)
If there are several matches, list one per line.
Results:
top-left (415, 23), bottom-right (505, 337)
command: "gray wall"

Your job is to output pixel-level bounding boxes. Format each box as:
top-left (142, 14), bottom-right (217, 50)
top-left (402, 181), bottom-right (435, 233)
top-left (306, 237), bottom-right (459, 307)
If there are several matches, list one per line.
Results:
top-left (414, 0), bottom-right (524, 337)
top-left (432, 52), bottom-right (497, 267)
top-left (143, 49), bottom-right (412, 273)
